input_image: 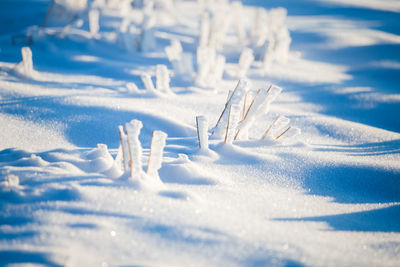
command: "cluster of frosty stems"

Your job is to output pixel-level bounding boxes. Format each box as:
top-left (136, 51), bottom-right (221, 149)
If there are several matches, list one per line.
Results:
top-left (197, 79), bottom-right (300, 146)
top-left (118, 120), bottom-right (167, 180)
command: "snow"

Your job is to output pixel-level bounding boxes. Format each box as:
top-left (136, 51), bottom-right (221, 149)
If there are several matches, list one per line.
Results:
top-left (0, 0), bottom-right (400, 266)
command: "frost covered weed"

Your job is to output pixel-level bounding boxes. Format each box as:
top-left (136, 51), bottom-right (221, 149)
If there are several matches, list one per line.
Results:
top-left (88, 9), bottom-right (100, 38)
top-left (210, 80), bottom-right (300, 144)
top-left (136, 64), bottom-right (172, 96)
top-left (117, 120), bottom-right (167, 183)
top-left (250, 7), bottom-right (292, 70)
top-left (237, 48), bottom-right (254, 78)
top-left (165, 40), bottom-right (194, 81)
top-left (13, 47), bottom-right (35, 79)
top-left (139, 5), bottom-right (156, 52)
top-left (196, 116), bottom-right (209, 150)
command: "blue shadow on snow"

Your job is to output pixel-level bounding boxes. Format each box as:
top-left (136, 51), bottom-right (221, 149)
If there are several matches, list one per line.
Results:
top-left (275, 204), bottom-right (400, 233)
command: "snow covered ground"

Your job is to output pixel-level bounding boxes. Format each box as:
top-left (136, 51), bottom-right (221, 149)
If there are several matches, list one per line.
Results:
top-left (0, 0), bottom-right (399, 266)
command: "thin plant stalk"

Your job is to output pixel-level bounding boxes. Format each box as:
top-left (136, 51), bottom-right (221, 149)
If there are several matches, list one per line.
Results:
top-left (215, 80), bottom-right (240, 127)
top-left (118, 125), bottom-right (128, 171)
top-left (261, 115), bottom-right (280, 140)
top-left (146, 132), bottom-right (155, 174)
top-left (41, 0), bottom-right (55, 28)
top-left (275, 126), bottom-right (291, 140)
top-left (242, 92), bottom-right (247, 120)
top-left (234, 86), bottom-right (271, 140)
top-left (196, 116), bottom-right (201, 149)
top-left (224, 105), bottom-right (232, 144)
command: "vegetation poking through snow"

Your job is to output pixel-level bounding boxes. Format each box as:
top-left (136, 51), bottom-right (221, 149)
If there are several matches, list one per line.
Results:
top-left (117, 120), bottom-right (167, 188)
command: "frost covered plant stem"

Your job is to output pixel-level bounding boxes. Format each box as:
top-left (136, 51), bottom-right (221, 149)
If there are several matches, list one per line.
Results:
top-left (141, 74), bottom-right (156, 92)
top-left (261, 115), bottom-right (290, 140)
top-left (118, 120), bottom-right (169, 182)
top-left (125, 120), bottom-right (143, 179)
top-left (224, 104), bottom-right (241, 144)
top-left (140, 13), bottom-right (156, 52)
top-left (224, 106), bottom-right (232, 144)
top-left (237, 48), bottom-right (254, 78)
top-left (212, 79), bottom-right (248, 138)
top-left (13, 47), bottom-right (34, 78)
top-left (89, 9), bottom-right (100, 38)
top-left (196, 116), bottom-right (209, 149)
top-left (21, 47), bottom-right (33, 78)
top-left (156, 64), bottom-right (171, 93)
top-left (275, 126), bottom-right (291, 140)
top-left (276, 126), bottom-right (301, 141)
top-left (165, 40), bottom-right (193, 79)
top-left (146, 130), bottom-right (168, 177)
top-left (235, 84), bottom-right (283, 140)
top-left (118, 125), bottom-right (130, 171)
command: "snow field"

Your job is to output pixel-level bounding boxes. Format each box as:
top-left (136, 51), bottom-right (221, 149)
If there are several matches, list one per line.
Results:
top-left (0, 0), bottom-right (399, 266)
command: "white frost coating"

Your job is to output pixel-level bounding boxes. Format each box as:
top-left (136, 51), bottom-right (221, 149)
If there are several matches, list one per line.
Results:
top-left (21, 47), bottom-right (33, 78)
top-left (125, 120), bottom-right (143, 179)
top-left (212, 79), bottom-right (249, 138)
top-left (225, 104), bottom-right (241, 145)
top-left (155, 0), bottom-right (174, 12)
top-left (195, 46), bottom-right (216, 87)
top-left (199, 13), bottom-right (210, 47)
top-left (141, 74), bottom-right (156, 92)
top-left (259, 85), bottom-right (282, 113)
top-left (252, 7), bottom-right (290, 70)
top-left (115, 144), bottom-right (124, 171)
top-left (211, 54), bottom-right (226, 87)
top-left (180, 53), bottom-right (194, 79)
top-left (119, 0), bottom-right (133, 16)
top-left (156, 64), bottom-right (171, 93)
top-left (237, 48), bottom-right (254, 78)
top-left (146, 130), bottom-right (168, 177)
top-left (231, 1), bottom-right (245, 42)
top-left (275, 26), bottom-right (291, 64)
top-left (263, 40), bottom-right (276, 71)
top-left (272, 115), bottom-right (290, 133)
top-left (208, 5), bottom-right (231, 50)
top-left (165, 40), bottom-right (193, 78)
top-left (143, 0), bottom-right (154, 14)
top-left (89, 9), bottom-right (100, 38)
top-left (117, 18), bottom-right (134, 52)
top-left (196, 116), bottom-right (209, 149)
top-left (118, 125), bottom-right (130, 171)
top-left (269, 8), bottom-right (287, 34)
top-left (276, 126), bottom-right (301, 141)
top-left (236, 87), bottom-right (270, 134)
top-left (251, 8), bottom-right (268, 46)
top-left (262, 115), bottom-right (290, 139)
top-left (126, 82), bottom-right (140, 94)
top-left (195, 46), bottom-right (223, 87)
top-left (165, 39), bottom-right (182, 62)
top-left (140, 14), bottom-right (156, 52)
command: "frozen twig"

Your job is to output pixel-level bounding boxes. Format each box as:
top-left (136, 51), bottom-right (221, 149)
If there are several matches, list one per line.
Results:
top-left (196, 116), bottom-right (209, 149)
top-left (156, 64), bottom-right (171, 93)
top-left (224, 104), bottom-right (241, 144)
top-left (146, 130), bottom-right (168, 177)
top-left (212, 79), bottom-right (249, 138)
top-left (118, 125), bottom-right (130, 171)
top-left (141, 74), bottom-right (156, 92)
top-left (125, 120), bottom-right (143, 179)
top-left (275, 126), bottom-right (291, 140)
top-left (237, 48), bottom-right (254, 78)
top-left (89, 9), bottom-right (100, 38)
